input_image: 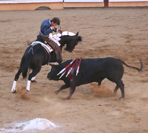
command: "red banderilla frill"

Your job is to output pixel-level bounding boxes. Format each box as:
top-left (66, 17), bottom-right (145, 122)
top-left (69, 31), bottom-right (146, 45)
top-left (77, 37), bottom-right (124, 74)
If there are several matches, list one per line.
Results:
top-left (57, 58), bottom-right (82, 79)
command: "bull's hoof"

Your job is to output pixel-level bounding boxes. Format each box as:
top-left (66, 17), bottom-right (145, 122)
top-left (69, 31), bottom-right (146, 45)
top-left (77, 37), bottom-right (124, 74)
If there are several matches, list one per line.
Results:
top-left (119, 97), bottom-right (124, 100)
top-left (64, 97), bottom-right (71, 100)
top-left (114, 90), bottom-right (117, 94)
top-left (55, 90), bottom-right (60, 94)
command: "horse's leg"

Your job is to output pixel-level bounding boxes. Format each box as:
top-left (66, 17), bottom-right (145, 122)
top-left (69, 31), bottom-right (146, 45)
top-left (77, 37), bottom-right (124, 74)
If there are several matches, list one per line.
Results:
top-left (26, 66), bottom-right (41, 92)
top-left (11, 68), bottom-right (22, 93)
top-left (31, 76), bottom-right (36, 82)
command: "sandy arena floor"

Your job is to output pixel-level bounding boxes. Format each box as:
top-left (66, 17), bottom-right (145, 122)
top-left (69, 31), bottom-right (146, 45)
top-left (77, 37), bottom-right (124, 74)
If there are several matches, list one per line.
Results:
top-left (0, 8), bottom-right (148, 133)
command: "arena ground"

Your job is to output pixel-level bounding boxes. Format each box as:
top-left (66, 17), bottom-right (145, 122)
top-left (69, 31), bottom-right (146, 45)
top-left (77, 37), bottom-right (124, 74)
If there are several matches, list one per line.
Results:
top-left (0, 8), bottom-right (148, 133)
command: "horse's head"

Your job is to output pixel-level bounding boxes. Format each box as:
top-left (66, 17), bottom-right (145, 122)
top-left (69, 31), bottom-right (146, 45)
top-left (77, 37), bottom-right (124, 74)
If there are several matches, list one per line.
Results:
top-left (60, 32), bottom-right (82, 52)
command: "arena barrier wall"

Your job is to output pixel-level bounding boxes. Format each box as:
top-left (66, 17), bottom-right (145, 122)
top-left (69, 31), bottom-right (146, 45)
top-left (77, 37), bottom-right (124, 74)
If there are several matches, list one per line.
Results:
top-left (109, 0), bottom-right (148, 7)
top-left (0, 0), bottom-right (148, 11)
top-left (0, 0), bottom-right (63, 10)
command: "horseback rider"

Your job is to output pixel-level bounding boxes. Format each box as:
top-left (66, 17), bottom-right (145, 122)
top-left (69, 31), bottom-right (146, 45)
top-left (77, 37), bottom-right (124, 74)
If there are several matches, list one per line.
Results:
top-left (38, 17), bottom-right (63, 63)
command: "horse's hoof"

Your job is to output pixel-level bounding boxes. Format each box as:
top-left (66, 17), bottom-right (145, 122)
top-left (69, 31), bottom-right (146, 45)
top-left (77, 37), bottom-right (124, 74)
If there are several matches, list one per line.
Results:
top-left (12, 90), bottom-right (16, 93)
top-left (31, 80), bottom-right (36, 83)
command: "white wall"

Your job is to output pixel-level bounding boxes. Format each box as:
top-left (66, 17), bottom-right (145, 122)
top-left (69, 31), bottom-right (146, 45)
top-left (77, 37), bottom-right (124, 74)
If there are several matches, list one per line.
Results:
top-left (0, 0), bottom-right (147, 4)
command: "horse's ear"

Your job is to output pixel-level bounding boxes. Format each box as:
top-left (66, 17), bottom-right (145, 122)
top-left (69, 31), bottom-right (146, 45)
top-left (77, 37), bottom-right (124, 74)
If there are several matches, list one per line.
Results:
top-left (76, 32), bottom-right (79, 36)
top-left (78, 36), bottom-right (82, 42)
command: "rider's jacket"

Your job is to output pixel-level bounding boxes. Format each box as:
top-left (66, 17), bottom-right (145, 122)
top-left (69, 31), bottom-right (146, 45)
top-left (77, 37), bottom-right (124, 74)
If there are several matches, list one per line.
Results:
top-left (40, 19), bottom-right (58, 37)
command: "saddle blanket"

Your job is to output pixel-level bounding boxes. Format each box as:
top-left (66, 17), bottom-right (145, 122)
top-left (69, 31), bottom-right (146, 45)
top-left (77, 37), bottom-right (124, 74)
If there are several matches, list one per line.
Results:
top-left (31, 41), bottom-right (53, 53)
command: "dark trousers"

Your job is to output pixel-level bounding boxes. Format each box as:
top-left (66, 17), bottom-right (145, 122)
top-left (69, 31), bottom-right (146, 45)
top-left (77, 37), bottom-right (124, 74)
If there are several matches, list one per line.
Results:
top-left (43, 37), bottom-right (63, 63)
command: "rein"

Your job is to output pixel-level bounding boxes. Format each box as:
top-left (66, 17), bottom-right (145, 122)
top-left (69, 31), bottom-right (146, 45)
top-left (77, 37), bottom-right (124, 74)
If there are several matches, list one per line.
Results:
top-left (57, 58), bottom-right (82, 80)
top-left (28, 47), bottom-right (34, 54)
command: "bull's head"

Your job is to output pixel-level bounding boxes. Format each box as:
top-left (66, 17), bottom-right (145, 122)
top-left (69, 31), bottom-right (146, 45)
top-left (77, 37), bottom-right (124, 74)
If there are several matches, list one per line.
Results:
top-left (47, 65), bottom-right (61, 81)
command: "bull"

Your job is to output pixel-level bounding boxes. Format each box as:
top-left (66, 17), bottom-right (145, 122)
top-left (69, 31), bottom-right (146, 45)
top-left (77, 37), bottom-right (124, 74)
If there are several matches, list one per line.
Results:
top-left (47, 57), bottom-right (143, 100)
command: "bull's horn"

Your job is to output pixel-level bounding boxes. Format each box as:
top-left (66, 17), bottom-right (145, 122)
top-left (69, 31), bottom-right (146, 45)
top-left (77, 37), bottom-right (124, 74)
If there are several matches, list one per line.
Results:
top-left (48, 62), bottom-right (59, 65)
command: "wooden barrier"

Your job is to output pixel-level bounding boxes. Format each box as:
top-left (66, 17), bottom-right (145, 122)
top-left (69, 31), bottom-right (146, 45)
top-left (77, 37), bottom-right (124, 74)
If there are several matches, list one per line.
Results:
top-left (109, 1), bottom-right (148, 7)
top-left (0, 2), bottom-right (63, 11)
top-left (63, 2), bottom-right (104, 8)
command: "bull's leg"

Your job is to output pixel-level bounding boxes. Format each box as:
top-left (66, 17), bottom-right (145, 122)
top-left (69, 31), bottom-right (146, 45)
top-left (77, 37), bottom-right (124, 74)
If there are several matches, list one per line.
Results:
top-left (26, 67), bottom-right (41, 92)
top-left (108, 77), bottom-right (124, 99)
top-left (11, 68), bottom-right (22, 93)
top-left (117, 80), bottom-right (124, 100)
top-left (65, 82), bottom-right (76, 100)
top-left (114, 85), bottom-right (119, 93)
top-left (55, 84), bottom-right (70, 94)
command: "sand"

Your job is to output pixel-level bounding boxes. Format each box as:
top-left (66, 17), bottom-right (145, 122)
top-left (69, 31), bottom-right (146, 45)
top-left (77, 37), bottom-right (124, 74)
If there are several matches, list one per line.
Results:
top-left (0, 8), bottom-right (148, 133)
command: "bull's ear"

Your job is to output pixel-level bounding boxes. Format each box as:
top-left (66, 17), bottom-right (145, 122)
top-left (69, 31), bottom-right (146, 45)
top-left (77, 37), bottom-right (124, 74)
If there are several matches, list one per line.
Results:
top-left (49, 64), bottom-right (61, 70)
top-left (76, 32), bottom-right (79, 36)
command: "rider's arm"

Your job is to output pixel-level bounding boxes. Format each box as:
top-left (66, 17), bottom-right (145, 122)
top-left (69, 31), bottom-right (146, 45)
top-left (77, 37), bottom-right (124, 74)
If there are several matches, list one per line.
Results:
top-left (40, 19), bottom-right (54, 36)
top-left (53, 27), bottom-right (58, 32)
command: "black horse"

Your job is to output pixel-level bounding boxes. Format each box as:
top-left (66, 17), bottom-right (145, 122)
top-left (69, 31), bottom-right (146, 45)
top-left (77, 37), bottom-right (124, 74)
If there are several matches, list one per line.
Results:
top-left (11, 31), bottom-right (82, 93)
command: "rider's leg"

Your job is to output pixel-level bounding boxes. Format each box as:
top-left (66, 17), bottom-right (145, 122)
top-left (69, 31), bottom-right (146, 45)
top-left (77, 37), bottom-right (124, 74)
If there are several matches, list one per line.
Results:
top-left (36, 34), bottom-right (44, 42)
top-left (43, 37), bottom-right (63, 63)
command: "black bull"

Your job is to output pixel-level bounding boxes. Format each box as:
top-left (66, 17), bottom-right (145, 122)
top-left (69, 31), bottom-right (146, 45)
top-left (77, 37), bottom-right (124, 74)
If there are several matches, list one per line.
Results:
top-left (47, 57), bottom-right (143, 100)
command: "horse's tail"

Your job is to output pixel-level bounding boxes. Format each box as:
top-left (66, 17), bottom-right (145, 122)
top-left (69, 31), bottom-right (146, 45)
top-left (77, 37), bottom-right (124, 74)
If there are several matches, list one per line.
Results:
top-left (118, 58), bottom-right (143, 72)
top-left (22, 47), bottom-right (34, 79)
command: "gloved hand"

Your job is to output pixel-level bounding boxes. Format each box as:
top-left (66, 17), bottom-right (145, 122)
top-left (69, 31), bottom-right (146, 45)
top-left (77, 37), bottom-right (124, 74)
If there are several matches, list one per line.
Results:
top-left (58, 29), bottom-right (63, 33)
top-left (51, 26), bottom-right (55, 30)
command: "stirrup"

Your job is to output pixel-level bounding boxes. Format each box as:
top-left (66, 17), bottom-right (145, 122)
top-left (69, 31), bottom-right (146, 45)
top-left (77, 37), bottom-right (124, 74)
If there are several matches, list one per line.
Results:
top-left (48, 62), bottom-right (59, 65)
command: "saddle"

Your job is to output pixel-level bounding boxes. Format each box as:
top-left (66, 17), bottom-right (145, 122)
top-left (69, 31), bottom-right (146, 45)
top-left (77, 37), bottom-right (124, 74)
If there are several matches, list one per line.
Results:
top-left (33, 33), bottom-right (62, 53)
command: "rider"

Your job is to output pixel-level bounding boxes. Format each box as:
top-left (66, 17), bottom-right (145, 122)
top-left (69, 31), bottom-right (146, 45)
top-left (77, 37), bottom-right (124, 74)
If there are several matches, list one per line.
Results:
top-left (39, 17), bottom-right (63, 63)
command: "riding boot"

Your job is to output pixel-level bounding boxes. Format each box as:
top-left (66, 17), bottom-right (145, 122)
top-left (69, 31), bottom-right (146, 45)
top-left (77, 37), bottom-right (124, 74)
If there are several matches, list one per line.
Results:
top-left (43, 37), bottom-right (63, 63)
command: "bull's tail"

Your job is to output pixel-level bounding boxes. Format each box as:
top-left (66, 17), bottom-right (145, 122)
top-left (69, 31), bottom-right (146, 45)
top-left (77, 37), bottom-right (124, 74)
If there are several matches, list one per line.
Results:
top-left (22, 48), bottom-right (33, 79)
top-left (118, 59), bottom-right (143, 72)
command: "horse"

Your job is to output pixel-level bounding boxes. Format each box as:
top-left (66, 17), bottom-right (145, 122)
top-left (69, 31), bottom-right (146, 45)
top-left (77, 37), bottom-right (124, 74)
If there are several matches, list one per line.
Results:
top-left (11, 31), bottom-right (82, 93)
